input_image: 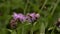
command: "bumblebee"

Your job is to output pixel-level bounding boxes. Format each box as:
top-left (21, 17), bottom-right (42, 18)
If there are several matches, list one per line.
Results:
top-left (56, 18), bottom-right (60, 28)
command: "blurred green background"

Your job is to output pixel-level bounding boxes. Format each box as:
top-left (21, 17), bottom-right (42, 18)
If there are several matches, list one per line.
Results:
top-left (0, 0), bottom-right (60, 34)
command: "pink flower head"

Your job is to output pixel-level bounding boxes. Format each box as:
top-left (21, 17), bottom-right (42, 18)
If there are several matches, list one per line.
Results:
top-left (12, 12), bottom-right (20, 20)
top-left (12, 12), bottom-right (40, 23)
top-left (27, 13), bottom-right (36, 20)
top-left (18, 13), bottom-right (26, 22)
top-left (12, 12), bottom-right (26, 22)
top-left (26, 15), bottom-right (32, 22)
top-left (26, 13), bottom-right (40, 22)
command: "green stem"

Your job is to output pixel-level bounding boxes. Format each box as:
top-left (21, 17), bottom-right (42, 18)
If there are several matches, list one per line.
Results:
top-left (51, 26), bottom-right (56, 34)
top-left (24, 0), bottom-right (29, 14)
top-left (41, 0), bottom-right (48, 10)
top-left (22, 26), bottom-right (24, 34)
top-left (11, 30), bottom-right (17, 34)
top-left (30, 27), bottom-right (33, 34)
top-left (48, 3), bottom-right (54, 12)
top-left (51, 0), bottom-right (60, 16)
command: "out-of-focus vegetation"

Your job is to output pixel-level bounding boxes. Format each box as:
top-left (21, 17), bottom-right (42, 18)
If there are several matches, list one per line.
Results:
top-left (0, 0), bottom-right (60, 34)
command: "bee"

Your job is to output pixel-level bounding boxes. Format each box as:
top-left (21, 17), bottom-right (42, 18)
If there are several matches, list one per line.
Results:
top-left (56, 18), bottom-right (60, 28)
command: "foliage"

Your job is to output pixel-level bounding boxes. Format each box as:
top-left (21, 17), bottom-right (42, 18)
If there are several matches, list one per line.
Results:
top-left (0, 0), bottom-right (60, 34)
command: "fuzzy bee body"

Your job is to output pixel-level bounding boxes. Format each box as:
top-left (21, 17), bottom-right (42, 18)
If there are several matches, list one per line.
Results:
top-left (56, 18), bottom-right (60, 28)
top-left (56, 22), bottom-right (60, 28)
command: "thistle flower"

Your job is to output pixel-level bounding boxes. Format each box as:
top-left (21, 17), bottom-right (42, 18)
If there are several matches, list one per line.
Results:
top-left (26, 13), bottom-right (40, 22)
top-left (12, 12), bottom-right (40, 23)
top-left (26, 15), bottom-right (32, 22)
top-left (12, 12), bottom-right (20, 20)
top-left (27, 13), bottom-right (36, 20)
top-left (12, 12), bottom-right (26, 22)
top-left (18, 13), bottom-right (26, 22)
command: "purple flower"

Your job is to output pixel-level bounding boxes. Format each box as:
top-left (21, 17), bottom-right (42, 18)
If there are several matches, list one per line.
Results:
top-left (12, 12), bottom-right (40, 23)
top-left (18, 13), bottom-right (26, 22)
top-left (12, 12), bottom-right (20, 20)
top-left (29, 13), bottom-right (36, 20)
top-left (12, 12), bottom-right (26, 22)
top-left (26, 13), bottom-right (40, 22)
top-left (27, 13), bottom-right (36, 20)
top-left (26, 15), bottom-right (32, 22)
